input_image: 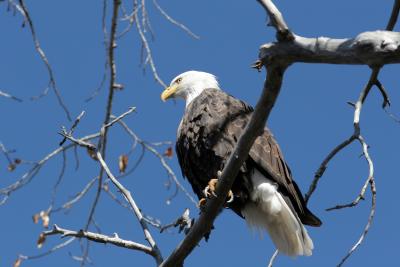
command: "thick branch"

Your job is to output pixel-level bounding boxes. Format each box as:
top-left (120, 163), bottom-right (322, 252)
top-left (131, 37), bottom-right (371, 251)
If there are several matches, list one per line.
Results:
top-left (161, 65), bottom-right (287, 267)
top-left (259, 31), bottom-right (400, 66)
top-left (386, 0), bottom-right (400, 30)
top-left (44, 225), bottom-right (155, 257)
top-left (257, 0), bottom-right (293, 41)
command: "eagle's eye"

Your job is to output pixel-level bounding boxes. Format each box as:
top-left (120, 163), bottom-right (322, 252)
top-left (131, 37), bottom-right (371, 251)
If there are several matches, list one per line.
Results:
top-left (175, 77), bottom-right (182, 84)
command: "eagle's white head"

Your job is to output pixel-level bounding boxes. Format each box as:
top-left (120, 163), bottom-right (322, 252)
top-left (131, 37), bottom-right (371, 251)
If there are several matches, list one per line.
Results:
top-left (161, 70), bottom-right (220, 107)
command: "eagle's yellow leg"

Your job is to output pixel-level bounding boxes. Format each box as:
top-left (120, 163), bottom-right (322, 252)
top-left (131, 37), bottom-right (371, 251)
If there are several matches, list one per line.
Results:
top-left (203, 178), bottom-right (234, 204)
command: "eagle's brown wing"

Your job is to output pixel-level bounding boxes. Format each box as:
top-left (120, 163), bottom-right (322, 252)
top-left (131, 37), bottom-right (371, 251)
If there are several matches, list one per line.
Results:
top-left (176, 88), bottom-right (321, 226)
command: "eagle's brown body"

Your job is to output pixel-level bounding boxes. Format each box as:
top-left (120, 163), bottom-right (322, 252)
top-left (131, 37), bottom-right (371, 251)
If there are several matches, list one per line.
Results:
top-left (176, 88), bottom-right (321, 227)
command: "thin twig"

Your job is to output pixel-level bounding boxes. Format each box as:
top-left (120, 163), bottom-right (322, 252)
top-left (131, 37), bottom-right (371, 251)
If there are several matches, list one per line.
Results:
top-left (374, 80), bottom-right (391, 108)
top-left (0, 133), bottom-right (100, 205)
top-left (85, 0), bottom-right (109, 102)
top-left (152, 0), bottom-right (199, 39)
top-left (19, 237), bottom-right (75, 260)
top-left (118, 3), bottom-right (141, 39)
top-left (0, 89), bottom-right (23, 102)
top-left (267, 250), bottom-right (279, 267)
top-left (134, 0), bottom-right (166, 87)
top-left (18, 0), bottom-right (71, 121)
top-left (96, 151), bottom-right (164, 265)
top-left (59, 131), bottom-right (96, 150)
top-left (44, 225), bottom-right (155, 256)
top-left (114, 118), bottom-right (197, 206)
top-left (336, 136), bottom-right (376, 267)
top-left (103, 107), bottom-right (136, 128)
top-left (60, 111), bottom-right (86, 146)
top-left (50, 176), bottom-right (97, 214)
top-left (47, 150), bottom-right (67, 212)
top-left (305, 136), bottom-right (357, 204)
top-left (0, 142), bottom-right (14, 166)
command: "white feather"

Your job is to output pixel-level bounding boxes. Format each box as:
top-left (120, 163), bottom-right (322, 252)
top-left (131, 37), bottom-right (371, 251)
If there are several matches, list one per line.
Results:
top-left (241, 169), bottom-right (314, 257)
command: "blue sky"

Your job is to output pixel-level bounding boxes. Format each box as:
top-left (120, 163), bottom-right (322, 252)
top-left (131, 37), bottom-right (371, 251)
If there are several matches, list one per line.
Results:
top-left (1, 0), bottom-right (399, 266)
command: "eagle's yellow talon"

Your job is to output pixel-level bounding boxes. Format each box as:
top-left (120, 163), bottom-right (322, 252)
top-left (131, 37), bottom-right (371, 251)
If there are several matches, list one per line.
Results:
top-left (203, 178), bottom-right (218, 198)
top-left (198, 198), bottom-right (207, 211)
top-left (203, 178), bottom-right (234, 204)
top-left (227, 190), bottom-right (234, 203)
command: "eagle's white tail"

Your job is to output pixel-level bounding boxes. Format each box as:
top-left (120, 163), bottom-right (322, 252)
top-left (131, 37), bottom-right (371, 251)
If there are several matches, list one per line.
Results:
top-left (241, 169), bottom-right (314, 257)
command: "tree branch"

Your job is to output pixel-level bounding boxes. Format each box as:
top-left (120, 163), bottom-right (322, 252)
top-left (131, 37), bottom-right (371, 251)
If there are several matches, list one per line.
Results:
top-left (152, 0), bottom-right (199, 39)
top-left (85, 0), bottom-right (122, 232)
top-left (259, 31), bottom-right (400, 66)
top-left (44, 225), bottom-right (155, 257)
top-left (386, 0), bottom-right (400, 30)
top-left (0, 89), bottom-right (23, 102)
top-left (18, 0), bottom-right (71, 121)
top-left (336, 136), bottom-right (376, 267)
top-left (96, 151), bottom-right (163, 265)
top-left (256, 0), bottom-right (293, 41)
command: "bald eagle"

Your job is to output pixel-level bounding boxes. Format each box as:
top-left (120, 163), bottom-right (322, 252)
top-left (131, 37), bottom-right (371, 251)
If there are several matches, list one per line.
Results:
top-left (161, 71), bottom-right (321, 257)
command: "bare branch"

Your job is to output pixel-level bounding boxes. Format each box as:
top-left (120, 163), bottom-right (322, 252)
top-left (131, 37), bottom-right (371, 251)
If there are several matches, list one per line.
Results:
top-left (337, 136), bottom-right (376, 267)
top-left (0, 133), bottom-right (100, 205)
top-left (18, 0), bottom-right (71, 121)
top-left (374, 80), bottom-right (391, 108)
top-left (59, 131), bottom-right (96, 150)
top-left (47, 150), bottom-right (67, 212)
top-left (85, 0), bottom-right (121, 231)
top-left (50, 176), bottom-right (97, 214)
top-left (152, 0), bottom-right (199, 39)
top-left (256, 0), bottom-right (293, 41)
top-left (96, 150), bottom-right (163, 264)
top-left (19, 237), bottom-right (75, 261)
top-left (44, 225), bottom-right (155, 256)
top-left (134, 2), bottom-right (167, 87)
top-left (85, 0), bottom-right (109, 102)
top-left (114, 118), bottom-right (197, 206)
top-left (267, 250), bottom-right (279, 267)
top-left (386, 0), bottom-right (400, 30)
top-left (259, 31), bottom-right (400, 66)
top-left (0, 89), bottom-right (23, 102)
top-left (104, 106), bottom-right (136, 128)
top-left (59, 111), bottom-right (86, 146)
top-left (305, 136), bottom-right (357, 204)
top-left (0, 142), bottom-right (15, 167)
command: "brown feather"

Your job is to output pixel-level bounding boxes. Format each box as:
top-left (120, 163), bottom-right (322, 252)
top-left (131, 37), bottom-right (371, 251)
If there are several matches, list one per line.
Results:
top-left (176, 88), bottom-right (321, 226)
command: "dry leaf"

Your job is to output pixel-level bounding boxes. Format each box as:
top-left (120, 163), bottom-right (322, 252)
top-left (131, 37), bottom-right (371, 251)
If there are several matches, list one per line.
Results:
top-left (39, 211), bottom-right (50, 228)
top-left (86, 147), bottom-right (98, 161)
top-left (37, 233), bottom-right (46, 249)
top-left (163, 147), bottom-right (173, 158)
top-left (14, 158), bottom-right (21, 165)
top-left (32, 213), bottom-right (40, 224)
top-left (118, 155), bottom-right (128, 173)
top-left (13, 258), bottom-right (22, 267)
top-left (8, 163), bottom-right (16, 172)
top-left (103, 183), bottom-right (109, 192)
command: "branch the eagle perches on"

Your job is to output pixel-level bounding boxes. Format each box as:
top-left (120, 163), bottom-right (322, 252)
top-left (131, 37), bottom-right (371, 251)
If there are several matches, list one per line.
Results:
top-left (161, 0), bottom-right (400, 266)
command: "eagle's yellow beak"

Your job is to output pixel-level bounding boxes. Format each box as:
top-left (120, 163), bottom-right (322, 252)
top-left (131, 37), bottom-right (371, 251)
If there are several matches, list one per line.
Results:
top-left (161, 84), bottom-right (179, 102)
